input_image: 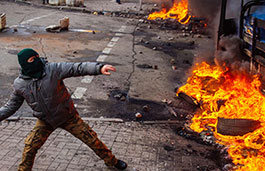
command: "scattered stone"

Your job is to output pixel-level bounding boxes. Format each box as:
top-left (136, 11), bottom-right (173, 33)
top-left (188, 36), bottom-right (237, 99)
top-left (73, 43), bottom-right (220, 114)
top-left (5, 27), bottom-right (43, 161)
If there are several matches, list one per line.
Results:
top-left (186, 148), bottom-right (193, 153)
top-left (170, 59), bottom-right (176, 65)
top-left (183, 60), bottom-right (192, 65)
top-left (182, 33), bottom-right (188, 37)
top-left (195, 34), bottom-right (202, 38)
top-left (172, 66), bottom-right (177, 70)
top-left (162, 99), bottom-right (172, 105)
top-left (162, 99), bottom-right (167, 103)
top-left (148, 25), bottom-right (151, 29)
top-left (187, 144), bottom-right (192, 148)
top-left (136, 64), bottom-right (152, 69)
top-left (145, 41), bottom-right (149, 44)
top-left (143, 105), bottom-right (150, 112)
top-left (139, 19), bottom-right (144, 23)
top-left (153, 47), bottom-right (157, 50)
top-left (223, 164), bottom-right (234, 171)
top-left (157, 36), bottom-right (161, 39)
top-left (120, 96), bottom-right (126, 101)
top-left (154, 4), bottom-right (158, 7)
top-left (189, 41), bottom-right (195, 46)
top-left (103, 12), bottom-right (112, 16)
top-left (135, 112), bottom-right (142, 118)
top-left (164, 145), bottom-right (174, 151)
top-left (114, 94), bottom-right (123, 100)
top-left (168, 37), bottom-right (174, 41)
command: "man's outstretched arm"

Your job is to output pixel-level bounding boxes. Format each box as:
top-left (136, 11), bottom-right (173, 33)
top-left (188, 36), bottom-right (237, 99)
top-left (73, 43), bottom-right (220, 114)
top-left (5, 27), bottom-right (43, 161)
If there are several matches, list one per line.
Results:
top-left (0, 91), bottom-right (24, 121)
top-left (52, 62), bottom-right (116, 79)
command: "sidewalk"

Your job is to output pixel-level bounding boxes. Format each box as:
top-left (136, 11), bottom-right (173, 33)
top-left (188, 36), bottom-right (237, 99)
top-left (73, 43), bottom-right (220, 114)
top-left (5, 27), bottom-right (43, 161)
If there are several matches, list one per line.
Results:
top-left (10, 0), bottom-right (151, 14)
top-left (0, 118), bottom-right (218, 171)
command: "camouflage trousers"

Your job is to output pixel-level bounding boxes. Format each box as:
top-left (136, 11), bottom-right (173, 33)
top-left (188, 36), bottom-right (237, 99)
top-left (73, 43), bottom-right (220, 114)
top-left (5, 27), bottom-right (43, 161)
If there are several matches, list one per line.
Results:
top-left (18, 114), bottom-right (117, 171)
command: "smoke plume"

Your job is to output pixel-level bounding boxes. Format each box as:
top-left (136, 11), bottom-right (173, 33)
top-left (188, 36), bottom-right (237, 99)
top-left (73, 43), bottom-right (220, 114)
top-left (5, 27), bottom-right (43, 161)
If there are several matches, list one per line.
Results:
top-left (214, 35), bottom-right (250, 74)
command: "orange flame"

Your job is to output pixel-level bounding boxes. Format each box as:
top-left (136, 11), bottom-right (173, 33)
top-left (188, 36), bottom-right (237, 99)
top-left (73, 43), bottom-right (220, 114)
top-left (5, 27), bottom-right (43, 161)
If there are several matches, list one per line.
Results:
top-left (178, 62), bottom-right (265, 171)
top-left (148, 0), bottom-right (191, 24)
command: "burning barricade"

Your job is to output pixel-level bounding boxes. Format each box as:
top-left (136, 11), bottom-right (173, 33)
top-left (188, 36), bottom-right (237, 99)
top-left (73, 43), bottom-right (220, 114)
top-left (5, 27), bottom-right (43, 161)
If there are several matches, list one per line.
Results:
top-left (146, 0), bottom-right (207, 34)
top-left (177, 36), bottom-right (265, 170)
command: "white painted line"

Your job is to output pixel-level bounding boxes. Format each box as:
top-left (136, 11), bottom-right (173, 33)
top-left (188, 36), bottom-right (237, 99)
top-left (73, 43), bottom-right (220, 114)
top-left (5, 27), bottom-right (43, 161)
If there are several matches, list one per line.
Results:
top-left (71, 87), bottom-right (87, 99)
top-left (97, 55), bottom-right (108, 62)
top-left (115, 33), bottom-right (124, 36)
top-left (69, 29), bottom-right (99, 33)
top-left (102, 47), bottom-right (112, 54)
top-left (21, 13), bottom-right (55, 25)
top-left (81, 76), bottom-right (94, 84)
top-left (111, 37), bottom-right (120, 42)
top-left (118, 26), bottom-right (127, 32)
top-left (107, 41), bottom-right (116, 48)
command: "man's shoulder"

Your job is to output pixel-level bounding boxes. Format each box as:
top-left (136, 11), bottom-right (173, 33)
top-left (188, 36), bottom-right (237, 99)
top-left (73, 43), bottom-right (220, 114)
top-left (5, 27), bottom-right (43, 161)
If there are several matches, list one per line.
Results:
top-left (13, 77), bottom-right (27, 90)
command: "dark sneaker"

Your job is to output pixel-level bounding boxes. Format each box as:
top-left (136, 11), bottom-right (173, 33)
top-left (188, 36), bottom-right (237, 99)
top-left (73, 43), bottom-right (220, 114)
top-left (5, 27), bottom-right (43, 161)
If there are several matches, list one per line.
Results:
top-left (115, 160), bottom-right (127, 170)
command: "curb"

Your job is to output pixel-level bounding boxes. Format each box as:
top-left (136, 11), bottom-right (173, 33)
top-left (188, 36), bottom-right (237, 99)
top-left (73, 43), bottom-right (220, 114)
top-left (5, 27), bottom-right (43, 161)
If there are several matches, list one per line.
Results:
top-left (5, 116), bottom-right (124, 123)
top-left (4, 0), bottom-right (147, 17)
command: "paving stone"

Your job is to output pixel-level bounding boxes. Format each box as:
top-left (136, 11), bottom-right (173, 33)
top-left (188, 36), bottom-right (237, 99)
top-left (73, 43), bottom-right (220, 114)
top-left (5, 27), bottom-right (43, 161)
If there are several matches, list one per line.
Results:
top-left (0, 119), bottom-right (219, 170)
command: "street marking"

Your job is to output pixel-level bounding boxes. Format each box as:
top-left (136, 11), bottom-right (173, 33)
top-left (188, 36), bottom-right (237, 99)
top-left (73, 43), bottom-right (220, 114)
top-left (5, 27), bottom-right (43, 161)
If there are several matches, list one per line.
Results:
top-left (97, 55), bottom-right (108, 62)
top-left (107, 41), bottom-right (116, 48)
top-left (102, 47), bottom-right (112, 54)
top-left (20, 13), bottom-right (55, 25)
top-left (118, 26), bottom-right (127, 32)
top-left (81, 76), bottom-right (94, 84)
top-left (115, 33), bottom-right (124, 36)
top-left (71, 87), bottom-right (87, 99)
top-left (69, 29), bottom-right (100, 33)
top-left (72, 25), bottom-right (127, 101)
top-left (111, 37), bottom-right (120, 42)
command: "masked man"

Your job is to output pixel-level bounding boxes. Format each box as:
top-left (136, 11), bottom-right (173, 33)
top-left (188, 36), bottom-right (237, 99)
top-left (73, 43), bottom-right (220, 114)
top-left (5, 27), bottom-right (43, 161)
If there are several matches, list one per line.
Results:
top-left (0, 48), bottom-right (127, 170)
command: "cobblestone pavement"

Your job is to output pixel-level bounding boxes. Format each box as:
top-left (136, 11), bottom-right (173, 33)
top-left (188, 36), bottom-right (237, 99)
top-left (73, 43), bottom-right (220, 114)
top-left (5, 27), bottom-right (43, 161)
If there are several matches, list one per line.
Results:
top-left (0, 118), bottom-right (219, 171)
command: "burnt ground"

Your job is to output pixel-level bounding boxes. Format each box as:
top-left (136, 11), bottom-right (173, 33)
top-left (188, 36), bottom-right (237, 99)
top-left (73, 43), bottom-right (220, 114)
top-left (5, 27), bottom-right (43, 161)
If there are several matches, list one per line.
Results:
top-left (73, 19), bottom-right (214, 122)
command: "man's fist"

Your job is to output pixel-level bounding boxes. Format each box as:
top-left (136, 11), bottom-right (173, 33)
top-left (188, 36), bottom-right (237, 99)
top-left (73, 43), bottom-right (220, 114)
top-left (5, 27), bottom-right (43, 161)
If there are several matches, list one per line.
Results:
top-left (101, 65), bottom-right (116, 75)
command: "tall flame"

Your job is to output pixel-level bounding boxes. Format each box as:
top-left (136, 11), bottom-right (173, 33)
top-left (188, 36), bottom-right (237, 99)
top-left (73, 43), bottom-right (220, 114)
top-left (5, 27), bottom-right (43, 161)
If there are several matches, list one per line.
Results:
top-left (178, 62), bottom-right (265, 170)
top-left (148, 0), bottom-right (191, 24)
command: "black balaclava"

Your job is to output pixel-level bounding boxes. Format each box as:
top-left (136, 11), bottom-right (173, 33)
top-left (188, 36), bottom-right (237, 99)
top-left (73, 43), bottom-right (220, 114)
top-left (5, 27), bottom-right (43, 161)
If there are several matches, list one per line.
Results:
top-left (17, 48), bottom-right (45, 79)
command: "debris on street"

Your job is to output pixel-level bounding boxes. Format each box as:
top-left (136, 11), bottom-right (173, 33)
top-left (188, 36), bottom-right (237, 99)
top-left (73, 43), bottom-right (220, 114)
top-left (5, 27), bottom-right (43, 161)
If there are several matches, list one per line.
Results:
top-left (46, 17), bottom-right (69, 33)
top-left (135, 112), bottom-right (142, 118)
top-left (0, 13), bottom-right (6, 31)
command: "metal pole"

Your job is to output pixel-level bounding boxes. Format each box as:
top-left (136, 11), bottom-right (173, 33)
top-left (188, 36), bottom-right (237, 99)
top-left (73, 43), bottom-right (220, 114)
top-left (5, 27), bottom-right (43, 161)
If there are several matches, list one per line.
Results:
top-left (217, 0), bottom-right (227, 48)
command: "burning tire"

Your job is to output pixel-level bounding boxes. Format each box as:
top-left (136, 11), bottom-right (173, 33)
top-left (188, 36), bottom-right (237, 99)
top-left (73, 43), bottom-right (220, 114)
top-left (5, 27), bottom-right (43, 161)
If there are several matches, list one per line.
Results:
top-left (217, 117), bottom-right (261, 136)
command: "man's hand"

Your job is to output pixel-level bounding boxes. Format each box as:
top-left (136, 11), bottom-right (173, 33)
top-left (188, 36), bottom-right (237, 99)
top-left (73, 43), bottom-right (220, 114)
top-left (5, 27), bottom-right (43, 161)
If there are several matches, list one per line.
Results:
top-left (101, 65), bottom-right (116, 75)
